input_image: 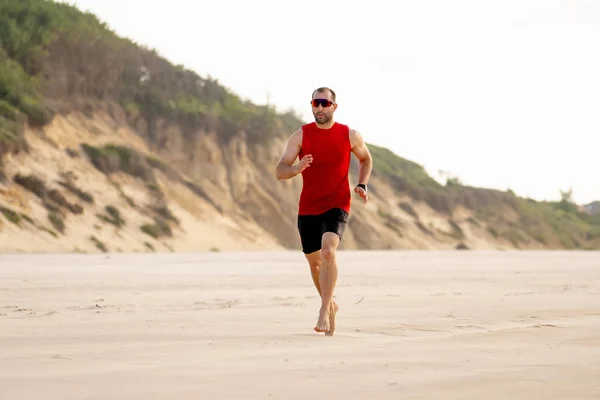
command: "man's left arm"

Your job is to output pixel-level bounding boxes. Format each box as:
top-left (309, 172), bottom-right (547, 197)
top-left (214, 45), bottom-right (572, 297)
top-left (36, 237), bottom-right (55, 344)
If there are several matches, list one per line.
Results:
top-left (350, 128), bottom-right (373, 202)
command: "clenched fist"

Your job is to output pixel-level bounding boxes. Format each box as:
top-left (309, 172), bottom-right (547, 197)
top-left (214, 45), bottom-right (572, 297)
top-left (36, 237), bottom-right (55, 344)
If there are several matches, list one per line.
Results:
top-left (354, 185), bottom-right (368, 203)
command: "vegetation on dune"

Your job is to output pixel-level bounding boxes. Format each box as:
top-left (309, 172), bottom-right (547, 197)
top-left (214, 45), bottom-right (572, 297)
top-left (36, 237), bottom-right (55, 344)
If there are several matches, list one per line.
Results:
top-left (370, 144), bottom-right (600, 249)
top-left (80, 143), bottom-right (156, 183)
top-left (57, 171), bottom-right (94, 204)
top-left (13, 173), bottom-right (83, 215)
top-left (89, 235), bottom-right (108, 252)
top-left (369, 143), bottom-right (518, 214)
top-left (79, 142), bottom-right (217, 211)
top-left (0, 0), bottom-right (303, 152)
top-left (96, 205), bottom-right (125, 228)
top-left (0, 205), bottom-right (21, 225)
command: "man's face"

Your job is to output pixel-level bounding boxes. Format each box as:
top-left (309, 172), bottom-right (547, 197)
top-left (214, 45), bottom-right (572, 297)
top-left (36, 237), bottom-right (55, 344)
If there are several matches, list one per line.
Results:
top-left (311, 91), bottom-right (337, 124)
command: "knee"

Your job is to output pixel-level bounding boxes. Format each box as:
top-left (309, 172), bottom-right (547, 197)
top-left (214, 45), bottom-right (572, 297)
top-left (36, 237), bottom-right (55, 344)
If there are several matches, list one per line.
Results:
top-left (322, 246), bottom-right (336, 263)
top-left (321, 232), bottom-right (340, 264)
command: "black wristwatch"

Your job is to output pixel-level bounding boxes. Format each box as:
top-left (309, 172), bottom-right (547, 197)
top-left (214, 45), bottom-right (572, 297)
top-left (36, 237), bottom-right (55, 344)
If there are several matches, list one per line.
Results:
top-left (357, 183), bottom-right (367, 192)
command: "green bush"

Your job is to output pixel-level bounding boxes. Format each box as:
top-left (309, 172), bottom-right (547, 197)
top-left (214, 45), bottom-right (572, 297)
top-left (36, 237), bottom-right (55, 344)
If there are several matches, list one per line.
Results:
top-left (0, 205), bottom-right (21, 225)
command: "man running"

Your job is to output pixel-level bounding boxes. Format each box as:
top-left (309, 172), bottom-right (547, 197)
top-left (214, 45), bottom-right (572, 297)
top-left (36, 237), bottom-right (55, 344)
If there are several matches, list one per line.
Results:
top-left (275, 86), bottom-right (373, 335)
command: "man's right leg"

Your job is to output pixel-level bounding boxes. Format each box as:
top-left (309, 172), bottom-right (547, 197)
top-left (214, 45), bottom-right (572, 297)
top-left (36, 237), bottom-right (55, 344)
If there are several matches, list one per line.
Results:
top-left (304, 250), bottom-right (323, 296)
top-left (298, 214), bottom-right (335, 334)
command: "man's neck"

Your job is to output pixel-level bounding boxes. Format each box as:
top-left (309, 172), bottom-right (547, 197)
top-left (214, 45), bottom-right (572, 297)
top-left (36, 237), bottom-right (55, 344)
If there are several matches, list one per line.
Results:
top-left (316, 120), bottom-right (335, 129)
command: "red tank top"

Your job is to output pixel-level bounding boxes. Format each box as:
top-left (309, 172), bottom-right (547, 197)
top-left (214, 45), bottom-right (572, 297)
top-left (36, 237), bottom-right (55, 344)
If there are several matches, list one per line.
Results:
top-left (298, 121), bottom-right (352, 215)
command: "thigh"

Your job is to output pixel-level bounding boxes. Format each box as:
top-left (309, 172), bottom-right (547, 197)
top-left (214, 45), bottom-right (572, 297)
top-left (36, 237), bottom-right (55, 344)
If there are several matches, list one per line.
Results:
top-left (321, 208), bottom-right (349, 240)
top-left (297, 214), bottom-right (323, 254)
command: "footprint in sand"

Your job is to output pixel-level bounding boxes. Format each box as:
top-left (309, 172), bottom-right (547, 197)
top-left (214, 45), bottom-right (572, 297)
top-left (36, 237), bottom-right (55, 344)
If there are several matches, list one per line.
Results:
top-left (272, 296), bottom-right (294, 302)
top-left (280, 301), bottom-right (305, 307)
top-left (193, 299), bottom-right (239, 309)
top-left (11, 308), bottom-right (37, 317)
top-left (532, 323), bottom-right (557, 328)
top-left (13, 308), bottom-right (32, 312)
top-left (66, 300), bottom-right (123, 314)
top-left (453, 324), bottom-right (485, 330)
top-left (4, 305), bottom-right (61, 318)
top-left (272, 297), bottom-right (304, 307)
top-left (357, 323), bottom-right (448, 337)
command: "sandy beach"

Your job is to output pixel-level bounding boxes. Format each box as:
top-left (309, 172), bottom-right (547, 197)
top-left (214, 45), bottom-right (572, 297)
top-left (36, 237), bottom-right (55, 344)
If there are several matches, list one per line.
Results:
top-left (1, 250), bottom-right (599, 399)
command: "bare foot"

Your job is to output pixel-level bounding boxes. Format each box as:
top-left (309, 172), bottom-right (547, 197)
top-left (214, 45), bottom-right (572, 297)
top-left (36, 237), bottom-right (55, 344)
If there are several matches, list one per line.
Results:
top-left (314, 306), bottom-right (330, 333)
top-left (325, 301), bottom-right (339, 336)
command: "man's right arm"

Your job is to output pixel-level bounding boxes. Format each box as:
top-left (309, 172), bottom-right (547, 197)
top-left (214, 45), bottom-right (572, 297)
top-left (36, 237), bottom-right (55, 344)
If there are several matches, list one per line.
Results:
top-left (275, 129), bottom-right (303, 180)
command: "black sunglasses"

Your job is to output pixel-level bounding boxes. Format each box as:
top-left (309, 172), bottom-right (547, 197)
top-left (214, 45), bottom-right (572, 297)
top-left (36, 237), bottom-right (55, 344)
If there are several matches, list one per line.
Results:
top-left (310, 99), bottom-right (335, 107)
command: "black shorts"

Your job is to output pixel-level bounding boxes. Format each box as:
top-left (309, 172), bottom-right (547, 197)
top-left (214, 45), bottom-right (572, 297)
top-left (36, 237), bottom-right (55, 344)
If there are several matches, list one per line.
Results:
top-left (297, 208), bottom-right (349, 254)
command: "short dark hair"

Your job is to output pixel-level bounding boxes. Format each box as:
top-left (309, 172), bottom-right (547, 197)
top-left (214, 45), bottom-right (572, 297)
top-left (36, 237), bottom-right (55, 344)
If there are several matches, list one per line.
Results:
top-left (312, 87), bottom-right (336, 102)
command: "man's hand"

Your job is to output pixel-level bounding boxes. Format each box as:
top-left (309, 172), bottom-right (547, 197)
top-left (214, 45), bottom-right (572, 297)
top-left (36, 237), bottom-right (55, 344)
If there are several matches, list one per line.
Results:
top-left (354, 185), bottom-right (368, 203)
top-left (296, 154), bottom-right (313, 174)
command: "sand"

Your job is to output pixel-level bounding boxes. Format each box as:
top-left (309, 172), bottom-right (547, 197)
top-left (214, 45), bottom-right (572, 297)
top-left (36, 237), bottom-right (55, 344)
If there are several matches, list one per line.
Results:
top-left (1, 250), bottom-right (599, 399)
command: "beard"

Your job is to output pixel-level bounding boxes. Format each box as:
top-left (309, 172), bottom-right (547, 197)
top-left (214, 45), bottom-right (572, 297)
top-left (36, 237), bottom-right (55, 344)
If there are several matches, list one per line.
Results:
top-left (314, 112), bottom-right (331, 124)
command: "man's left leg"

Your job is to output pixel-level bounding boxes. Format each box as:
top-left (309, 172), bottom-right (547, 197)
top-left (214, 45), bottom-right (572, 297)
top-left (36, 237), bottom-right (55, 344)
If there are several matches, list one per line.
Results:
top-left (314, 208), bottom-right (348, 335)
top-left (305, 251), bottom-right (339, 335)
top-left (298, 213), bottom-right (337, 333)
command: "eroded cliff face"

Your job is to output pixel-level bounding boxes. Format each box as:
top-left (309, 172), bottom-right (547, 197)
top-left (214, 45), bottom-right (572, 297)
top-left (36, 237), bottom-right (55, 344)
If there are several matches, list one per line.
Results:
top-left (0, 109), bottom-right (528, 253)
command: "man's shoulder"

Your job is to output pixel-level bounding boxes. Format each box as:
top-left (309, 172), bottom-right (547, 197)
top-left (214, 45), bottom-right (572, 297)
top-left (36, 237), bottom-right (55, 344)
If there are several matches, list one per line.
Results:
top-left (345, 125), bottom-right (363, 148)
top-left (334, 122), bottom-right (352, 134)
top-left (287, 126), bottom-right (305, 145)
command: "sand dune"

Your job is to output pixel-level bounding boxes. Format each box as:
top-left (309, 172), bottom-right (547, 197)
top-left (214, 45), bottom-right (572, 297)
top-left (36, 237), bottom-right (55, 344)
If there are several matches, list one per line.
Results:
top-left (1, 250), bottom-right (600, 399)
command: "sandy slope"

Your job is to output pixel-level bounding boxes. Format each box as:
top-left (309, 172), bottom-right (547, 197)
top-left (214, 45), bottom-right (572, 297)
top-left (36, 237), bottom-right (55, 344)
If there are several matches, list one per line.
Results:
top-left (1, 250), bottom-right (599, 399)
top-left (1, 111), bottom-right (531, 253)
top-left (0, 113), bottom-right (285, 253)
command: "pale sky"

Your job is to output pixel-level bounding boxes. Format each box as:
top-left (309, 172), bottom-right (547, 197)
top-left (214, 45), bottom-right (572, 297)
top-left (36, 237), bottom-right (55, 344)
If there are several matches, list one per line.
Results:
top-left (58, 0), bottom-right (599, 204)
